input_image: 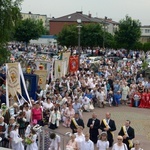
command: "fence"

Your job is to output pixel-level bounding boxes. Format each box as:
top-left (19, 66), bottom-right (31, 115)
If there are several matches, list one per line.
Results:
top-left (38, 126), bottom-right (70, 150)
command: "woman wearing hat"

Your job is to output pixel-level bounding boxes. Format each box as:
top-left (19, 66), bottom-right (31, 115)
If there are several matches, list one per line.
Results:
top-left (97, 132), bottom-right (109, 150)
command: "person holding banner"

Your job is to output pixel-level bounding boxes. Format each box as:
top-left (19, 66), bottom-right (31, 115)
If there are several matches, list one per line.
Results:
top-left (118, 120), bottom-right (135, 150)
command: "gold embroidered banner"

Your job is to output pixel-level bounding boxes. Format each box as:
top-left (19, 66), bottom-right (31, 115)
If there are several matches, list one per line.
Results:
top-left (34, 70), bottom-right (48, 89)
top-left (54, 60), bottom-right (66, 79)
top-left (6, 63), bottom-right (21, 97)
top-left (62, 52), bottom-right (71, 71)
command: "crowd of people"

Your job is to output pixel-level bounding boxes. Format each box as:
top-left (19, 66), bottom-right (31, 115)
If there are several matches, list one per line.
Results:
top-left (0, 46), bottom-right (149, 150)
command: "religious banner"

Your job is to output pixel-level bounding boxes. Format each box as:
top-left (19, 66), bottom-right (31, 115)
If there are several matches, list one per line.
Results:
top-left (69, 56), bottom-right (79, 73)
top-left (54, 60), bottom-right (66, 79)
top-left (21, 74), bottom-right (38, 101)
top-left (35, 59), bottom-right (54, 80)
top-left (62, 52), bottom-right (71, 71)
top-left (34, 70), bottom-right (48, 89)
top-left (6, 62), bottom-right (21, 97)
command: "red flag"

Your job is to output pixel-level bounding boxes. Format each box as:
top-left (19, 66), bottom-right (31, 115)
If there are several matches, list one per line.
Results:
top-left (69, 56), bottom-right (79, 73)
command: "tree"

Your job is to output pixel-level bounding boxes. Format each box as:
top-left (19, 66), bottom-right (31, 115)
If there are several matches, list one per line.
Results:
top-left (57, 25), bottom-right (78, 47)
top-left (14, 18), bottom-right (46, 44)
top-left (115, 15), bottom-right (141, 50)
top-left (0, 0), bottom-right (22, 64)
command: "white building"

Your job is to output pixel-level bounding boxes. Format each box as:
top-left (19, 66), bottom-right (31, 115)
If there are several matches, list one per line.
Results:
top-left (30, 35), bottom-right (57, 46)
top-left (140, 26), bottom-right (150, 43)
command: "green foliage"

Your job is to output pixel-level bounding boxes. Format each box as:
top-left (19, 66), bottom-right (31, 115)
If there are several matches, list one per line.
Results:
top-left (81, 23), bottom-right (103, 47)
top-left (141, 59), bottom-right (149, 70)
top-left (143, 42), bottom-right (150, 52)
top-left (57, 23), bottom-right (115, 48)
top-left (0, 45), bottom-right (11, 65)
top-left (115, 15), bottom-right (141, 50)
top-left (0, 0), bottom-right (22, 44)
top-left (14, 18), bottom-right (46, 44)
top-left (57, 24), bottom-right (78, 47)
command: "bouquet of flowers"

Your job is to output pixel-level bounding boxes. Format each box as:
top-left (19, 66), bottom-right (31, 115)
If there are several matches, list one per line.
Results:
top-left (25, 135), bottom-right (33, 145)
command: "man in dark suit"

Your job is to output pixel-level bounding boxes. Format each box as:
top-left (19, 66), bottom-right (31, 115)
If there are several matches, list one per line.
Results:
top-left (87, 112), bottom-right (100, 144)
top-left (100, 112), bottom-right (116, 147)
top-left (70, 113), bottom-right (84, 133)
top-left (118, 120), bottom-right (135, 150)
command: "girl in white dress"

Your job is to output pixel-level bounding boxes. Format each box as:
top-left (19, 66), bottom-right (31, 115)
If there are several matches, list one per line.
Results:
top-left (10, 124), bottom-right (24, 150)
top-left (74, 126), bottom-right (85, 150)
top-left (26, 129), bottom-right (38, 150)
top-left (97, 132), bottom-right (109, 150)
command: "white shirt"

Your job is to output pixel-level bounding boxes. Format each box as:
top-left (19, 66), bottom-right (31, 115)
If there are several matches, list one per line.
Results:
top-left (75, 133), bottom-right (85, 150)
top-left (49, 135), bottom-right (61, 150)
top-left (24, 109), bottom-right (31, 122)
top-left (112, 143), bottom-right (128, 150)
top-left (82, 139), bottom-right (94, 150)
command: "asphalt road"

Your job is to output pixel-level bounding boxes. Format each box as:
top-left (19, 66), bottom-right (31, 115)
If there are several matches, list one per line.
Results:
top-left (56, 105), bottom-right (150, 150)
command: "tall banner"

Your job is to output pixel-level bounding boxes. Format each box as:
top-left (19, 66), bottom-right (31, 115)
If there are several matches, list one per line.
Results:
top-left (69, 56), bottom-right (79, 73)
top-left (35, 59), bottom-right (54, 80)
top-left (54, 60), bottom-right (66, 79)
top-left (22, 74), bottom-right (38, 101)
top-left (34, 70), bottom-right (48, 90)
top-left (62, 52), bottom-right (71, 71)
top-left (6, 63), bottom-right (21, 97)
top-left (6, 63), bottom-right (32, 107)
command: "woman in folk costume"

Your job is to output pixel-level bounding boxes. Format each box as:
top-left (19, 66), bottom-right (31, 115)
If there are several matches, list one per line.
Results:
top-left (10, 124), bottom-right (24, 150)
top-left (26, 128), bottom-right (38, 150)
top-left (1, 103), bottom-right (11, 124)
top-left (63, 104), bottom-right (75, 127)
top-left (49, 107), bottom-right (61, 130)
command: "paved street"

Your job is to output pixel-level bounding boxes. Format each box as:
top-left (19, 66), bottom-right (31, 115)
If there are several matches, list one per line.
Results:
top-left (56, 105), bottom-right (150, 149)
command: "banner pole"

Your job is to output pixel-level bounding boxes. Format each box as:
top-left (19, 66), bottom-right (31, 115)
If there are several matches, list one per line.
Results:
top-left (6, 64), bottom-right (9, 108)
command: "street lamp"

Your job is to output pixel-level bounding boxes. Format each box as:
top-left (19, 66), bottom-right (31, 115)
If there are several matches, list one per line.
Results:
top-left (77, 19), bottom-right (82, 56)
top-left (102, 17), bottom-right (107, 49)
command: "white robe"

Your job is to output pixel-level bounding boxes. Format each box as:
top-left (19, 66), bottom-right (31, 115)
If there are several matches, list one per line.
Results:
top-left (10, 130), bottom-right (24, 150)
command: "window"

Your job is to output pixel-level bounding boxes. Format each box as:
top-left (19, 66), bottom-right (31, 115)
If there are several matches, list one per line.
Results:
top-left (145, 29), bottom-right (150, 33)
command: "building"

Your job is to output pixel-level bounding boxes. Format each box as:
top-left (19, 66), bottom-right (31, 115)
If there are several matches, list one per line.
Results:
top-left (30, 35), bottom-right (57, 46)
top-left (140, 26), bottom-right (150, 43)
top-left (49, 11), bottom-right (118, 35)
top-left (21, 12), bottom-right (48, 29)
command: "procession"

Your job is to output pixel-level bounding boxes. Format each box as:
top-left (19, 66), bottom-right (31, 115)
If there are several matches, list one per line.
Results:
top-left (0, 44), bottom-right (149, 150)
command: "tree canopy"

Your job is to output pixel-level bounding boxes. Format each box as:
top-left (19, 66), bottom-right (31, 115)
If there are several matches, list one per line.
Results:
top-left (0, 0), bottom-right (22, 64)
top-left (14, 18), bottom-right (46, 44)
top-left (57, 23), bottom-right (114, 48)
top-left (115, 15), bottom-right (141, 50)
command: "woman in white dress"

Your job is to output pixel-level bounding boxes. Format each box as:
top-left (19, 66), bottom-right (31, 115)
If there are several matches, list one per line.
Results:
top-left (10, 124), bottom-right (24, 150)
top-left (26, 129), bottom-right (38, 150)
top-left (112, 136), bottom-right (128, 150)
top-left (97, 132), bottom-right (109, 150)
top-left (74, 126), bottom-right (85, 150)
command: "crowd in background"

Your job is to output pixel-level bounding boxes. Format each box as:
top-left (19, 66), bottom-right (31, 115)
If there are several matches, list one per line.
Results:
top-left (0, 45), bottom-right (149, 150)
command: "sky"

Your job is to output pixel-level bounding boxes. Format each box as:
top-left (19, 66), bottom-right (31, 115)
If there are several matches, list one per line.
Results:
top-left (21, 0), bottom-right (150, 25)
